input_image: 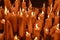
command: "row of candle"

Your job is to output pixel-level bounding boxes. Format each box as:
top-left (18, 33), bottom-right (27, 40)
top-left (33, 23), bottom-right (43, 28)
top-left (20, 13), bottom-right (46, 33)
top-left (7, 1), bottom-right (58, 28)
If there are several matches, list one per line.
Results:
top-left (0, 0), bottom-right (60, 40)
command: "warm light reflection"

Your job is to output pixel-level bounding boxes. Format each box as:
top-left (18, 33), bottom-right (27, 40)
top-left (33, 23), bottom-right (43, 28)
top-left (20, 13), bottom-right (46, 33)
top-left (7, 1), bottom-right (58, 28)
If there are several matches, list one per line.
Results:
top-left (14, 35), bottom-right (19, 40)
top-left (0, 6), bottom-right (2, 8)
top-left (26, 31), bottom-right (30, 37)
top-left (34, 37), bottom-right (38, 40)
top-left (45, 28), bottom-right (48, 32)
top-left (1, 19), bottom-right (5, 24)
top-left (20, 12), bottom-right (23, 16)
top-left (42, 11), bottom-right (44, 14)
top-left (20, 8), bottom-right (21, 12)
top-left (12, 12), bottom-right (14, 15)
top-left (22, 8), bottom-right (24, 12)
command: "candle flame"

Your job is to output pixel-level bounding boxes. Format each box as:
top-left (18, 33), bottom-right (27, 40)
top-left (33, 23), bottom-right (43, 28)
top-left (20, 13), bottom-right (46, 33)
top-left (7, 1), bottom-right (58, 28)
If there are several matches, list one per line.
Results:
top-left (20, 12), bottom-right (23, 16)
top-left (42, 11), bottom-right (44, 14)
top-left (35, 24), bottom-right (39, 30)
top-left (57, 10), bottom-right (59, 16)
top-left (45, 28), bottom-right (48, 32)
top-left (1, 19), bottom-right (5, 24)
top-left (26, 31), bottom-right (30, 37)
top-left (5, 6), bottom-right (8, 15)
top-left (22, 8), bottom-right (24, 12)
top-left (20, 8), bottom-right (21, 12)
top-left (48, 15), bottom-right (49, 18)
top-left (34, 37), bottom-right (38, 40)
top-left (56, 24), bottom-right (59, 30)
top-left (43, 3), bottom-right (45, 8)
top-left (38, 17), bottom-right (40, 20)
top-left (50, 4), bottom-right (52, 13)
top-left (31, 12), bottom-right (34, 16)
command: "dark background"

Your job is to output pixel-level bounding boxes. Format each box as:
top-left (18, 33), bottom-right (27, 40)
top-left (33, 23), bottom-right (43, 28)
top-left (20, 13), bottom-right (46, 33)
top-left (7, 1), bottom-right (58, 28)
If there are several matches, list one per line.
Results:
top-left (0, 0), bottom-right (48, 8)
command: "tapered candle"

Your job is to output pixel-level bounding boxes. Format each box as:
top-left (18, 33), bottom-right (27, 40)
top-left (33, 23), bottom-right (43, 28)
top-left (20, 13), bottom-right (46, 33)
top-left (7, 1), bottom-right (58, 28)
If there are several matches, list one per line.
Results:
top-left (30, 12), bottom-right (36, 27)
top-left (18, 11), bottom-right (26, 37)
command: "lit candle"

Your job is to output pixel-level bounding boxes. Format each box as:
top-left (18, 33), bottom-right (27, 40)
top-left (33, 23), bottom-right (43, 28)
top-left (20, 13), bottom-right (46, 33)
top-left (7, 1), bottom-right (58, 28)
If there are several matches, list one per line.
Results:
top-left (22, 0), bottom-right (26, 9)
top-left (18, 11), bottom-right (25, 37)
top-left (30, 11), bottom-right (36, 27)
top-left (34, 23), bottom-right (40, 39)
top-left (53, 10), bottom-right (59, 25)
top-left (44, 27), bottom-right (49, 40)
top-left (26, 31), bottom-right (31, 40)
top-left (45, 15), bottom-right (52, 28)
top-left (38, 11), bottom-right (44, 21)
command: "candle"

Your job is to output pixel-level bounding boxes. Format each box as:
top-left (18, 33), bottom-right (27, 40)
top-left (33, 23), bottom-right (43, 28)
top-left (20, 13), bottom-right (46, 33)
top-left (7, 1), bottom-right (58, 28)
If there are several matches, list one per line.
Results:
top-left (38, 11), bottom-right (44, 22)
top-left (50, 24), bottom-right (59, 37)
top-left (22, 0), bottom-right (26, 9)
top-left (9, 12), bottom-right (17, 33)
top-left (53, 24), bottom-right (60, 40)
top-left (4, 20), bottom-right (10, 40)
top-left (18, 11), bottom-right (26, 37)
top-left (30, 11), bottom-right (36, 27)
top-left (34, 23), bottom-right (40, 39)
top-left (45, 15), bottom-right (52, 28)
top-left (26, 31), bottom-right (31, 40)
top-left (44, 27), bottom-right (49, 40)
